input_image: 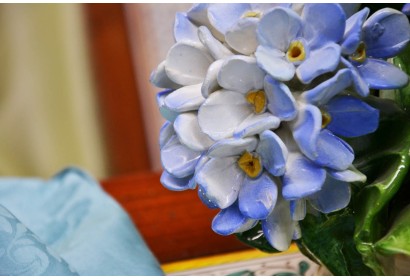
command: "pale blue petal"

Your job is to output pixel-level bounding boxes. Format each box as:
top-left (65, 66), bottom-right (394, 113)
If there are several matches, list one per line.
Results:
top-left (328, 165), bottom-right (366, 183)
top-left (150, 61), bottom-right (181, 89)
top-left (293, 223), bottom-right (302, 240)
top-left (208, 4), bottom-right (251, 34)
top-left (282, 153), bottom-right (326, 199)
top-left (363, 8), bottom-right (410, 58)
top-left (160, 171), bottom-right (196, 191)
top-left (250, 3), bottom-right (289, 13)
top-left (301, 69), bottom-right (352, 106)
top-left (341, 57), bottom-right (369, 97)
top-left (262, 195), bottom-right (295, 251)
top-left (201, 60), bottom-right (223, 98)
top-left (257, 7), bottom-right (302, 51)
top-left (164, 83), bottom-right (205, 112)
top-left (357, 58), bottom-right (409, 89)
top-left (159, 121), bottom-right (174, 149)
top-left (218, 56), bottom-right (265, 94)
top-left (174, 12), bottom-right (199, 43)
top-left (234, 113), bottom-right (280, 139)
top-left (174, 112), bottom-right (214, 152)
top-left (196, 157), bottom-right (244, 209)
top-left (161, 135), bottom-right (201, 178)
top-left (341, 8), bottom-right (369, 54)
top-left (302, 4), bottom-right (346, 49)
top-left (340, 3), bottom-right (361, 18)
top-left (308, 175), bottom-right (351, 214)
top-left (255, 46), bottom-right (295, 81)
top-left (402, 3), bottom-right (410, 16)
top-left (165, 42), bottom-right (213, 86)
top-left (198, 185), bottom-right (218, 209)
top-left (297, 43), bottom-right (341, 84)
top-left (156, 89), bottom-right (178, 122)
top-left (292, 104), bottom-right (322, 160)
top-left (212, 201), bottom-right (258, 235)
top-left (187, 4), bottom-right (209, 26)
top-left (264, 76), bottom-right (297, 121)
top-left (290, 200), bottom-right (306, 221)
top-left (208, 137), bottom-right (258, 158)
top-left (198, 26), bottom-right (233, 60)
top-left (198, 90), bottom-right (253, 140)
top-left (226, 18), bottom-right (258, 55)
top-left (324, 95), bottom-right (379, 138)
top-left (256, 130), bottom-right (288, 176)
top-left (239, 172), bottom-right (277, 219)
top-left (314, 129), bottom-right (354, 171)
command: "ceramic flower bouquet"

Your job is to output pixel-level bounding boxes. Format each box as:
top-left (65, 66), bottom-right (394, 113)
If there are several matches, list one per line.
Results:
top-left (150, 3), bottom-right (410, 275)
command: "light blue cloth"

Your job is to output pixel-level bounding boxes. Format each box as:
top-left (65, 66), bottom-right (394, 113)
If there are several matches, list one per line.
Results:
top-left (0, 167), bottom-right (164, 276)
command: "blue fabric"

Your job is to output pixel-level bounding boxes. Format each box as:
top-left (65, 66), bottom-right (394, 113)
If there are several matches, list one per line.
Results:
top-left (0, 167), bottom-right (164, 276)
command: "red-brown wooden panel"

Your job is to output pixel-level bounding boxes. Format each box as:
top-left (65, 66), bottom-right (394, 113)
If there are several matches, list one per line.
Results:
top-left (101, 172), bottom-right (250, 263)
top-left (84, 4), bottom-right (150, 176)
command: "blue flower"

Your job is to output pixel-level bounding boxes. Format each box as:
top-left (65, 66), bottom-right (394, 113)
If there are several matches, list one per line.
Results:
top-left (292, 95), bottom-right (379, 172)
top-left (255, 4), bottom-right (346, 83)
top-left (341, 7), bottom-right (410, 96)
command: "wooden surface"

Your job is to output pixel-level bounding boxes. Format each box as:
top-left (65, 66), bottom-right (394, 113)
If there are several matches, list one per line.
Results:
top-left (84, 4), bottom-right (150, 176)
top-left (101, 171), bottom-right (250, 264)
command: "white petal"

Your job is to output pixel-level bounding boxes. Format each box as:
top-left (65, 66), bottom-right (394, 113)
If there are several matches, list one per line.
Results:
top-left (262, 195), bottom-right (295, 251)
top-left (159, 121), bottom-right (175, 149)
top-left (198, 26), bottom-right (233, 60)
top-left (234, 113), bottom-right (280, 139)
top-left (164, 83), bottom-right (205, 112)
top-left (156, 90), bottom-right (178, 122)
top-left (257, 7), bottom-right (302, 51)
top-left (218, 56), bottom-right (265, 94)
top-left (255, 46), bottom-right (295, 81)
top-left (161, 135), bottom-right (201, 178)
top-left (150, 61), bottom-right (181, 89)
top-left (208, 137), bottom-right (258, 158)
top-left (198, 90), bottom-right (253, 140)
top-left (328, 165), bottom-right (367, 183)
top-left (174, 12), bottom-right (200, 43)
top-left (165, 42), bottom-right (214, 86)
top-left (226, 18), bottom-right (258, 55)
top-left (196, 157), bottom-right (245, 209)
top-left (174, 112), bottom-right (214, 152)
top-left (201, 60), bottom-right (224, 98)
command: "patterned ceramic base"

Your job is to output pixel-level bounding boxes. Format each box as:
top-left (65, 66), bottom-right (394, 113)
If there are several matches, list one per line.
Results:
top-left (162, 244), bottom-right (330, 276)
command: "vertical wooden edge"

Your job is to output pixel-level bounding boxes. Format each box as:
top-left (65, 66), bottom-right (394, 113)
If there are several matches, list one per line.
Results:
top-left (83, 4), bottom-right (151, 177)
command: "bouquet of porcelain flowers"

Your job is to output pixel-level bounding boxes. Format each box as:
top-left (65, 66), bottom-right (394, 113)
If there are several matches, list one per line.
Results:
top-left (151, 3), bottom-right (410, 275)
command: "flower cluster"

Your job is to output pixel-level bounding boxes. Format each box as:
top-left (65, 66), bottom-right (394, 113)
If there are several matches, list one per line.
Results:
top-left (151, 4), bottom-right (410, 251)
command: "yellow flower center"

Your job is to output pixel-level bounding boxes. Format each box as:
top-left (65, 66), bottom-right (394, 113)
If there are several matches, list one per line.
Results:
top-left (351, 42), bottom-right (366, 63)
top-left (246, 90), bottom-right (266, 114)
top-left (242, 10), bottom-right (262, 18)
top-left (238, 151), bottom-right (262, 178)
top-left (286, 41), bottom-right (306, 63)
top-left (321, 109), bottom-right (332, 129)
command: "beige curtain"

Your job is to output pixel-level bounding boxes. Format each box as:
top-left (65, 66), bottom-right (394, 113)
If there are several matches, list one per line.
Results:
top-left (0, 4), bottom-right (107, 178)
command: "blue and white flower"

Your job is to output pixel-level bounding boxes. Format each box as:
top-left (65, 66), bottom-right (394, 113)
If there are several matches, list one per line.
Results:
top-left (255, 4), bottom-right (346, 83)
top-left (151, 3), bottom-right (410, 253)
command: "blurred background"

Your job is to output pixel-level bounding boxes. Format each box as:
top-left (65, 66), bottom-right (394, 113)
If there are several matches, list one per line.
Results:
top-left (0, 3), bottom-right (261, 266)
top-left (0, 3), bottom-right (192, 179)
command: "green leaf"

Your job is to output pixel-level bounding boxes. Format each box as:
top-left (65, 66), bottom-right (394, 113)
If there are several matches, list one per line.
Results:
top-left (348, 97), bottom-right (410, 275)
top-left (375, 205), bottom-right (410, 256)
top-left (297, 209), bottom-right (373, 275)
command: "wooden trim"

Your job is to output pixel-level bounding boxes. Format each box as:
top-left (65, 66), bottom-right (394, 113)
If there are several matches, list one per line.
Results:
top-left (101, 172), bottom-right (250, 264)
top-left (84, 4), bottom-right (150, 176)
